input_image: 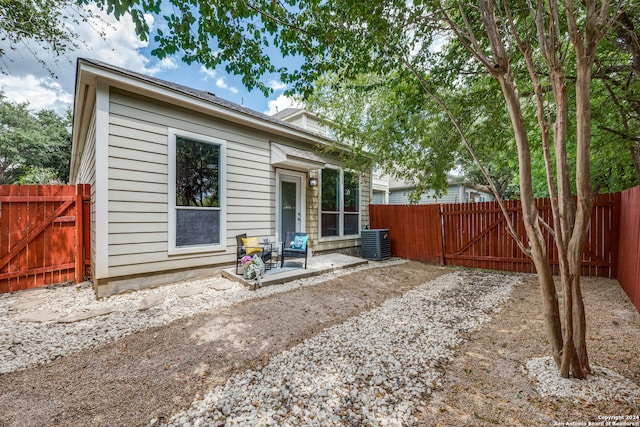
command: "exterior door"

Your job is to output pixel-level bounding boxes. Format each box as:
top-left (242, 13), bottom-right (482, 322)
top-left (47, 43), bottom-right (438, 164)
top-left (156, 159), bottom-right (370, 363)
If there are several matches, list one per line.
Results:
top-left (277, 171), bottom-right (305, 244)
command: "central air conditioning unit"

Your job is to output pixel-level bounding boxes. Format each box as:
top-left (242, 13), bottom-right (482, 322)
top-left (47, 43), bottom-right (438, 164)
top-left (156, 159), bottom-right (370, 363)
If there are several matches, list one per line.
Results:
top-left (361, 229), bottom-right (391, 260)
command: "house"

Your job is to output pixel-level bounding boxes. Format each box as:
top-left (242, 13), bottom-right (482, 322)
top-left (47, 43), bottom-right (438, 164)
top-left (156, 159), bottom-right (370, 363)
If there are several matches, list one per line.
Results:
top-left (272, 108), bottom-right (390, 204)
top-left (371, 165), bottom-right (390, 204)
top-left (271, 107), bottom-right (332, 138)
top-left (386, 176), bottom-right (494, 205)
top-left (70, 59), bottom-right (371, 297)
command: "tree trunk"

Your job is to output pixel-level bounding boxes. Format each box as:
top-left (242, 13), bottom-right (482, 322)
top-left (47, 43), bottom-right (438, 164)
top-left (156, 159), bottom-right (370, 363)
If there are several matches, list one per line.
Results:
top-left (495, 71), bottom-right (564, 366)
top-left (632, 143), bottom-right (640, 183)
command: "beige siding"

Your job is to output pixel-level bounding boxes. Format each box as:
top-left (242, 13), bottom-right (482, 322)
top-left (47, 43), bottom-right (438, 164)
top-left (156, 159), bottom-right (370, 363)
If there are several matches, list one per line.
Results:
top-left (92, 87), bottom-right (368, 289)
top-left (304, 119), bottom-right (327, 136)
top-left (105, 89), bottom-right (278, 278)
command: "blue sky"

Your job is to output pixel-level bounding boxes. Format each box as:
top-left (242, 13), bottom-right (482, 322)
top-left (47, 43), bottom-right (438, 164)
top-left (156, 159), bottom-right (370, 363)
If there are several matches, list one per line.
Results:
top-left (0, 5), bottom-right (302, 117)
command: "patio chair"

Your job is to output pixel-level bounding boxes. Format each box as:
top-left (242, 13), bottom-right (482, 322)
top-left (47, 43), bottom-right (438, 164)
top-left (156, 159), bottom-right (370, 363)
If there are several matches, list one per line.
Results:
top-left (236, 233), bottom-right (272, 274)
top-left (281, 231), bottom-right (309, 269)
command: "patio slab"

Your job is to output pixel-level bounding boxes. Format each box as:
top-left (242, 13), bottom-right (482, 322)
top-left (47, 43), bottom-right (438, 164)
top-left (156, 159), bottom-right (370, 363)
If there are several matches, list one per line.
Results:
top-left (222, 253), bottom-right (368, 289)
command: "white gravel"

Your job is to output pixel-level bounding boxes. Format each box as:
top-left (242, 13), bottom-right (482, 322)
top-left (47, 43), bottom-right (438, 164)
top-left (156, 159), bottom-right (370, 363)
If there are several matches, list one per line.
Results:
top-left (0, 259), bottom-right (407, 374)
top-left (156, 270), bottom-right (521, 427)
top-left (5, 261), bottom-right (631, 426)
top-left (526, 356), bottom-right (640, 404)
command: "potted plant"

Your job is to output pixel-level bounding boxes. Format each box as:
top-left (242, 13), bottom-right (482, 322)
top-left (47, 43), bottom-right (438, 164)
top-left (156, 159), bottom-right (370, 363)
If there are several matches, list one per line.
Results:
top-left (240, 255), bottom-right (265, 280)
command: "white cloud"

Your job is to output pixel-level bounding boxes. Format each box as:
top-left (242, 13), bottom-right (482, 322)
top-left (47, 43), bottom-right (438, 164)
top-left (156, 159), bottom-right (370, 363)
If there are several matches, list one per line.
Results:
top-left (264, 94), bottom-right (304, 115)
top-left (0, 5), bottom-right (176, 115)
top-left (0, 74), bottom-right (73, 115)
top-left (215, 77), bottom-right (239, 94)
top-left (199, 66), bottom-right (217, 80)
top-left (268, 80), bottom-right (287, 91)
top-left (77, 8), bottom-right (175, 77)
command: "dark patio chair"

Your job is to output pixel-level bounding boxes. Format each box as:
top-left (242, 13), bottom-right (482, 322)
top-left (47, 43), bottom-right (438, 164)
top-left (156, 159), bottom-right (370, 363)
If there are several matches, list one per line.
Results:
top-left (281, 231), bottom-right (309, 269)
top-left (236, 233), bottom-right (272, 274)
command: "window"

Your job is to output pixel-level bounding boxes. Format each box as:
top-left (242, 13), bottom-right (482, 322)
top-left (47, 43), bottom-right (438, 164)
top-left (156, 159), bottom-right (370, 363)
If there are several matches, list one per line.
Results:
top-left (169, 129), bottom-right (226, 254)
top-left (321, 168), bottom-right (359, 237)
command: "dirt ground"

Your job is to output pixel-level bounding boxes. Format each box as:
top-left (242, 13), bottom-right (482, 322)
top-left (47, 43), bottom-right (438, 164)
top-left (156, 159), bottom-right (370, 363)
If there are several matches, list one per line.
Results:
top-left (0, 261), bottom-right (638, 426)
top-left (418, 274), bottom-right (640, 426)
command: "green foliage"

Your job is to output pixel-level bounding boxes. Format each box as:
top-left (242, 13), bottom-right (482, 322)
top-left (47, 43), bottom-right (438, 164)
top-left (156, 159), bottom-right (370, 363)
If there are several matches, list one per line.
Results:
top-left (89, 0), bottom-right (639, 196)
top-left (0, 95), bottom-right (71, 184)
top-left (0, 0), bottom-right (98, 75)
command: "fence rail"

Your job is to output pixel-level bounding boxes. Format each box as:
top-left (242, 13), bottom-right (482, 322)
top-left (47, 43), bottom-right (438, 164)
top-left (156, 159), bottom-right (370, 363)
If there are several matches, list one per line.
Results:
top-left (0, 184), bottom-right (90, 293)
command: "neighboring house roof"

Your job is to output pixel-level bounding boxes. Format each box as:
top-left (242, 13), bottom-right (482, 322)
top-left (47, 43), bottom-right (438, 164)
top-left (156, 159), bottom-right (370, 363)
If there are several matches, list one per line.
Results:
top-left (388, 175), bottom-right (491, 194)
top-left (71, 59), bottom-right (348, 180)
top-left (271, 107), bottom-right (304, 120)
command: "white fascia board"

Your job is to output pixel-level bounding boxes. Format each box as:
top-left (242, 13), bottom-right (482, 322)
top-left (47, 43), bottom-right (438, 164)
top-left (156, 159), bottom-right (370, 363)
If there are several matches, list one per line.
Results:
top-left (70, 64), bottom-right (94, 183)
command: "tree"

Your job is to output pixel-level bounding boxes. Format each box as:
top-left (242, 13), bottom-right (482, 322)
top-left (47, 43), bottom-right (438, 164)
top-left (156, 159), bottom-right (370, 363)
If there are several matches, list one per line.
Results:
top-left (0, 0), bottom-right (107, 75)
top-left (95, 0), bottom-right (630, 378)
top-left (0, 95), bottom-right (71, 183)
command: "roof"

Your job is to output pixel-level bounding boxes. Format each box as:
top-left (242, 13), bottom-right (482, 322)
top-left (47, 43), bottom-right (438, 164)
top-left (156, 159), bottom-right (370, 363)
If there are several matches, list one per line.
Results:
top-left (271, 108), bottom-right (303, 120)
top-left (76, 58), bottom-right (333, 143)
top-left (270, 142), bottom-right (326, 171)
top-left (388, 175), bottom-right (491, 193)
top-left (71, 59), bottom-right (352, 181)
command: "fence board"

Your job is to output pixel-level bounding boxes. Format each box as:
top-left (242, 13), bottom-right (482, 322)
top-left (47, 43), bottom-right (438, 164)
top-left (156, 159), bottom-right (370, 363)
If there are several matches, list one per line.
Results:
top-left (370, 192), bottom-right (621, 278)
top-left (369, 204), bottom-right (442, 263)
top-left (0, 184), bottom-right (90, 293)
top-left (617, 186), bottom-right (640, 313)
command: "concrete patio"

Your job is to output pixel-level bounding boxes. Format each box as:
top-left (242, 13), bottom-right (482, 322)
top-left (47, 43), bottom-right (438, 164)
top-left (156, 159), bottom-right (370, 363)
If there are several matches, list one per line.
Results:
top-left (222, 253), bottom-right (368, 289)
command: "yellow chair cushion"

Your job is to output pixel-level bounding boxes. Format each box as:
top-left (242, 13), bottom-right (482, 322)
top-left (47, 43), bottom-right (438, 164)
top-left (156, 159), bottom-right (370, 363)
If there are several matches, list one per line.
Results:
top-left (241, 237), bottom-right (261, 254)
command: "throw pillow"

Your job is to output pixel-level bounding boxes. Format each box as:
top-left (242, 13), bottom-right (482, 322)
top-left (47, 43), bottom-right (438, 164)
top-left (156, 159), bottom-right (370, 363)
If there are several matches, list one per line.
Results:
top-left (241, 237), bottom-right (261, 254)
top-left (291, 235), bottom-right (308, 251)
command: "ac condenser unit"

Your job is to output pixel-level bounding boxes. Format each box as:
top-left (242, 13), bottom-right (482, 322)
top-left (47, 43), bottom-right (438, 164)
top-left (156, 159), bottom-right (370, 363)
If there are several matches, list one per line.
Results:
top-left (361, 229), bottom-right (391, 260)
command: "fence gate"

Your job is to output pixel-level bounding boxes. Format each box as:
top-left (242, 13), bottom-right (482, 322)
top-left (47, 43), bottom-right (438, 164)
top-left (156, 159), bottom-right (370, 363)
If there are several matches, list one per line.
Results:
top-left (0, 184), bottom-right (90, 293)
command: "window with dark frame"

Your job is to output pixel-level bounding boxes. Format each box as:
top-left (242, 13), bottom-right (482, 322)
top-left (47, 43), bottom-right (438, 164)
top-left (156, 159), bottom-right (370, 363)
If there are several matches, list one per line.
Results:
top-left (320, 168), bottom-right (359, 237)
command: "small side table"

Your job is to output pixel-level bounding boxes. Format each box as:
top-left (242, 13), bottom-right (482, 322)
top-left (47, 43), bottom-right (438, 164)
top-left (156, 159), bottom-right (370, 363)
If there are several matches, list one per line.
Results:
top-left (270, 245), bottom-right (280, 269)
top-left (259, 242), bottom-right (274, 270)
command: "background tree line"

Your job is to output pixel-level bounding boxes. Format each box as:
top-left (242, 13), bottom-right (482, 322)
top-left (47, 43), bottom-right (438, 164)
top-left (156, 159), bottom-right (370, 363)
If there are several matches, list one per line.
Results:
top-left (0, 94), bottom-right (71, 184)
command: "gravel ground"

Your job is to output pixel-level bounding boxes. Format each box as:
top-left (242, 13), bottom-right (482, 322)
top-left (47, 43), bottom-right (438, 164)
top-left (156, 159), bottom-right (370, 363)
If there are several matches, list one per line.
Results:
top-left (159, 269), bottom-right (520, 426)
top-left (1, 260), bottom-right (638, 426)
top-left (0, 259), bottom-right (406, 375)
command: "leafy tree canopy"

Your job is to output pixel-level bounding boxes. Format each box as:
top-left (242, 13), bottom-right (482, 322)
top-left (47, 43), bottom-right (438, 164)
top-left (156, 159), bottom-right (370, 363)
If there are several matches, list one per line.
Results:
top-left (0, 94), bottom-right (71, 184)
top-left (89, 0), bottom-right (637, 379)
top-left (89, 0), bottom-right (638, 197)
top-left (0, 0), bottom-right (105, 75)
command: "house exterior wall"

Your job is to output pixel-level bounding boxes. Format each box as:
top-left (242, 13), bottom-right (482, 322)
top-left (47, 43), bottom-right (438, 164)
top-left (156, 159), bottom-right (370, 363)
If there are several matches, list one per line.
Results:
top-left (75, 106), bottom-right (98, 275)
top-left (80, 87), bottom-right (368, 296)
top-left (389, 184), bottom-right (493, 205)
top-left (104, 89), bottom-right (277, 280)
top-left (284, 113), bottom-right (329, 137)
top-left (308, 169), bottom-right (370, 256)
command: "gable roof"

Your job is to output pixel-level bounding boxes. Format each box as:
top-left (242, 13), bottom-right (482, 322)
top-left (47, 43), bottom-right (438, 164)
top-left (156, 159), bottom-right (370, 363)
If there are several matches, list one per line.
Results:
top-left (77, 58), bottom-right (335, 141)
top-left (388, 175), bottom-right (491, 194)
top-left (71, 58), bottom-right (347, 181)
top-left (271, 107), bottom-right (303, 120)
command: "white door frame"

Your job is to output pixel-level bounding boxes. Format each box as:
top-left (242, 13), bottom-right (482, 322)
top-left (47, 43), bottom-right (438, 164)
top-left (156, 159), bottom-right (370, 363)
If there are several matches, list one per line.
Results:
top-left (275, 169), bottom-right (307, 244)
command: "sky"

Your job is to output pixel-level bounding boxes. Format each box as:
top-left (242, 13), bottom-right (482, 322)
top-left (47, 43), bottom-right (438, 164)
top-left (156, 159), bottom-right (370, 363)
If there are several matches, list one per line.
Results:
top-left (0, 5), bottom-right (302, 117)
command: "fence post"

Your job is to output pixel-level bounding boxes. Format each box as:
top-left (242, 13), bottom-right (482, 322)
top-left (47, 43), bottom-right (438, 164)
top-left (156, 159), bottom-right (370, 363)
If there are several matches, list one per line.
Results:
top-left (75, 185), bottom-right (84, 284)
top-left (438, 203), bottom-right (445, 266)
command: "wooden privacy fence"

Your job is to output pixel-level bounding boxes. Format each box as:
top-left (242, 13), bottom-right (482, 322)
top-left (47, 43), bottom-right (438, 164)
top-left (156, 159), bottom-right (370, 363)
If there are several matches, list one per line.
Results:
top-left (0, 184), bottom-right (90, 293)
top-left (370, 192), bottom-right (621, 278)
top-left (616, 186), bottom-right (640, 313)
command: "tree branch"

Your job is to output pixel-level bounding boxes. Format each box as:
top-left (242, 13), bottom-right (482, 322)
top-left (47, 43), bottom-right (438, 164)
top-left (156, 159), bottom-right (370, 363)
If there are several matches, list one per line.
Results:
top-left (400, 55), bottom-right (531, 257)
